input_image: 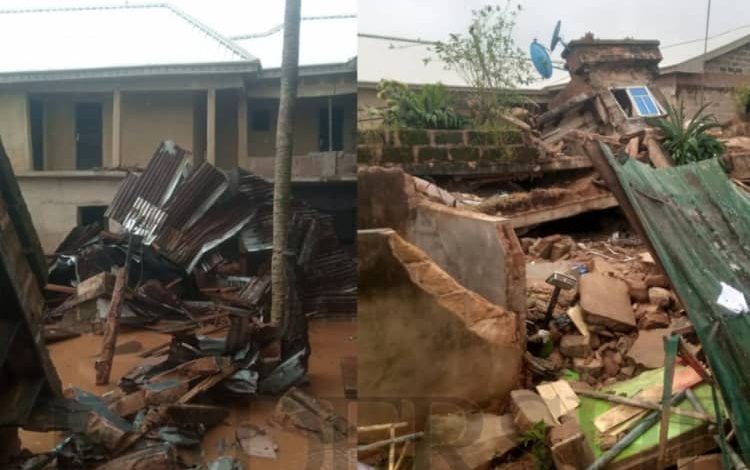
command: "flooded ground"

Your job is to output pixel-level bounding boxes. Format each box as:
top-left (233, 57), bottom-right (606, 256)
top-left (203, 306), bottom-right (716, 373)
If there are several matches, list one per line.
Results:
top-left (20, 319), bottom-right (357, 469)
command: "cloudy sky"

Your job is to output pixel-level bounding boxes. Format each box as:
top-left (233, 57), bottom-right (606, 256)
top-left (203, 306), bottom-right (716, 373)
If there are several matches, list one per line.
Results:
top-left (0, 0), bottom-right (356, 36)
top-left (359, 0), bottom-right (750, 64)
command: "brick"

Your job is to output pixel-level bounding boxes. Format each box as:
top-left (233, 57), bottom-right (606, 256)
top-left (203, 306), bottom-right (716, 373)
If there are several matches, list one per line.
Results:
top-left (510, 389), bottom-right (557, 432)
top-left (448, 147), bottom-right (480, 161)
top-left (645, 273), bottom-right (669, 288)
top-left (381, 147), bottom-right (414, 164)
top-left (506, 145), bottom-right (539, 161)
top-left (433, 130), bottom-right (465, 145)
top-left (417, 146), bottom-right (448, 163)
top-left (482, 147), bottom-right (509, 161)
top-left (559, 334), bottom-right (591, 358)
top-left (626, 279), bottom-right (649, 302)
top-left (398, 129), bottom-right (430, 146)
top-left (648, 287), bottom-right (671, 308)
top-left (573, 355), bottom-right (603, 377)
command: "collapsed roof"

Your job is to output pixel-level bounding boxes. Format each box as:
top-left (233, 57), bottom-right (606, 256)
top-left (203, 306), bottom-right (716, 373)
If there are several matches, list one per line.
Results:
top-left (586, 141), bottom-right (750, 457)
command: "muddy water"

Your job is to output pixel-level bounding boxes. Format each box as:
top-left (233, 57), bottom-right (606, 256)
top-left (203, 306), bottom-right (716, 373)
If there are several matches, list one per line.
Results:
top-left (20, 319), bottom-right (357, 469)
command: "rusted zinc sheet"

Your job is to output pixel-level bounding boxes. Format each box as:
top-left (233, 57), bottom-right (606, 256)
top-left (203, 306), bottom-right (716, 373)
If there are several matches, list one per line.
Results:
top-left (0, 139), bottom-right (62, 428)
top-left (105, 141), bottom-right (191, 223)
top-left (586, 141), bottom-right (750, 458)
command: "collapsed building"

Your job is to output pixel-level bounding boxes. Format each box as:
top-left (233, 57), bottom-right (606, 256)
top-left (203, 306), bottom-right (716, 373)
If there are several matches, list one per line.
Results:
top-left (356, 36), bottom-right (750, 470)
top-left (0, 138), bottom-right (357, 468)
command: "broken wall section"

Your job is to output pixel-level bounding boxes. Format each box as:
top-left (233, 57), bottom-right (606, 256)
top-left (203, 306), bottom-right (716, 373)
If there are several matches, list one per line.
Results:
top-left (358, 166), bottom-right (526, 315)
top-left (357, 229), bottom-right (523, 427)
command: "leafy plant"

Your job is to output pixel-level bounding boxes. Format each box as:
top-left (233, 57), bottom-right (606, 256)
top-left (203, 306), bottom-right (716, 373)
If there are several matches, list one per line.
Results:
top-left (648, 101), bottom-right (724, 165)
top-left (370, 80), bottom-right (465, 129)
top-left (429, 2), bottom-right (534, 127)
top-left (735, 85), bottom-right (750, 116)
top-left (519, 420), bottom-right (552, 470)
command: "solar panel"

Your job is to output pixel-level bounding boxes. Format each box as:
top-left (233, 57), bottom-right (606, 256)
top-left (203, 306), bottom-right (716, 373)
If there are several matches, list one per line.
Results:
top-left (627, 87), bottom-right (661, 117)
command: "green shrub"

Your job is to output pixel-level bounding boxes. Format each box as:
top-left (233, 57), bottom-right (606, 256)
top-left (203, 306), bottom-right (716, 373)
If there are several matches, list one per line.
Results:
top-left (735, 85), bottom-right (750, 116)
top-left (648, 101), bottom-right (724, 165)
top-left (369, 80), bottom-right (465, 129)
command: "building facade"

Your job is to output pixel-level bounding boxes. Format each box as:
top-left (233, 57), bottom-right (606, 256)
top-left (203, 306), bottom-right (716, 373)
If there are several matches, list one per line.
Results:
top-left (0, 5), bottom-right (357, 251)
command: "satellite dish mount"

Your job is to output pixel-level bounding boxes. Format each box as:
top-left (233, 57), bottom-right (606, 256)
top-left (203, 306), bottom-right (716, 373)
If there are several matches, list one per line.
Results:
top-left (550, 20), bottom-right (567, 52)
top-left (529, 20), bottom-right (567, 80)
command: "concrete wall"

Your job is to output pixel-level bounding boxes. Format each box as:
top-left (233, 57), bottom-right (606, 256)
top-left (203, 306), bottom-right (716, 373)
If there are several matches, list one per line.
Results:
top-left (16, 173), bottom-right (124, 252)
top-left (358, 166), bottom-right (526, 314)
top-left (407, 201), bottom-right (525, 313)
top-left (41, 93), bottom-right (114, 170)
top-left (121, 91), bottom-right (194, 167)
top-left (0, 92), bottom-right (31, 171)
top-left (706, 43), bottom-right (750, 75)
top-left (358, 229), bottom-right (522, 427)
top-left (246, 94), bottom-right (357, 158)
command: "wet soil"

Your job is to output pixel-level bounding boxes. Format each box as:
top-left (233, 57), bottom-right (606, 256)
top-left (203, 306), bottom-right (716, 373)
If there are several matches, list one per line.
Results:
top-left (20, 319), bottom-right (357, 469)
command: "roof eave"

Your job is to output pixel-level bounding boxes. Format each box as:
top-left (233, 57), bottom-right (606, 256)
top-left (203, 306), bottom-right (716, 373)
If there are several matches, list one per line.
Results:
top-left (0, 61), bottom-right (260, 84)
top-left (260, 60), bottom-right (356, 79)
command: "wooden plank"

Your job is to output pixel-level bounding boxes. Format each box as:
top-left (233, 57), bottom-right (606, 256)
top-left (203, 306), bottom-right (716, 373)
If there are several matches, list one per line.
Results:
top-left (537, 380), bottom-right (580, 422)
top-left (510, 194), bottom-right (618, 228)
top-left (594, 367), bottom-right (702, 433)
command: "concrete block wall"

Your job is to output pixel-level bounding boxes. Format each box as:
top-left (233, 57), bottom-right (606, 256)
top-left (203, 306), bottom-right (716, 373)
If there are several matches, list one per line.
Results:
top-left (357, 128), bottom-right (539, 167)
top-left (358, 166), bottom-right (526, 315)
top-left (705, 43), bottom-right (750, 75)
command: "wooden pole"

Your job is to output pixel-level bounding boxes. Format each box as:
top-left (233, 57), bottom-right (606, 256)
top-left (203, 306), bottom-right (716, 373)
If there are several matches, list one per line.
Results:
top-left (94, 265), bottom-right (127, 385)
top-left (572, 387), bottom-right (714, 422)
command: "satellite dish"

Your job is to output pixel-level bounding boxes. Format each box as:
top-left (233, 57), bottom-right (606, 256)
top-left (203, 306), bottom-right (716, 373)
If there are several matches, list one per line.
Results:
top-left (550, 19), bottom-right (567, 51)
top-left (530, 39), bottom-right (553, 79)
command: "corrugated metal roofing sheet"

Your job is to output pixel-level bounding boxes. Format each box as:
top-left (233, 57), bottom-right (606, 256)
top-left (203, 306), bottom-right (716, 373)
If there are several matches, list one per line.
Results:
top-left (592, 142), bottom-right (750, 457)
top-left (106, 141), bottom-right (190, 224)
top-left (0, 3), bottom-right (254, 75)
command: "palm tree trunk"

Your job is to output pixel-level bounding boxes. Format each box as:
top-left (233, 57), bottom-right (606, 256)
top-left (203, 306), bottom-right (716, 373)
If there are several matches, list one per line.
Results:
top-left (270, 0), bottom-right (301, 327)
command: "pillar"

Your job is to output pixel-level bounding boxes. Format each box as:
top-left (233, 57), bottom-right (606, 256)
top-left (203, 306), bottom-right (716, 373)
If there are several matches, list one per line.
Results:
top-left (206, 88), bottom-right (216, 165)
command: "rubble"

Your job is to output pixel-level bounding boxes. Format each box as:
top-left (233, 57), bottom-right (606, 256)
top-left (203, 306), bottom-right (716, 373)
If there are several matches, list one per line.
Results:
top-left (3, 141), bottom-right (356, 469)
top-left (509, 390), bottom-right (556, 432)
top-left (578, 273), bottom-right (636, 331)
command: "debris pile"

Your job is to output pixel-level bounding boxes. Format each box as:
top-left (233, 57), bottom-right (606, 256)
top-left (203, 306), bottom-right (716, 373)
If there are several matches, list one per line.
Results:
top-left (13, 141), bottom-right (356, 469)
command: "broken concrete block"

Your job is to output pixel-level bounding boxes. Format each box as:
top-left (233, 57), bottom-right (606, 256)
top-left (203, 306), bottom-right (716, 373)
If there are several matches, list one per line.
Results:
top-left (648, 287), bottom-right (671, 308)
top-left (572, 355), bottom-right (603, 377)
top-left (548, 416), bottom-right (595, 470)
top-left (430, 413), bottom-right (519, 470)
top-left (559, 334), bottom-right (591, 358)
top-left (509, 389), bottom-right (556, 432)
top-left (626, 279), bottom-right (649, 303)
top-left (579, 273), bottom-right (636, 332)
top-left (358, 229), bottom-right (522, 428)
top-left (645, 273), bottom-right (669, 288)
top-left (601, 350), bottom-right (621, 378)
top-left (628, 328), bottom-right (671, 369)
top-left (549, 240), bottom-right (572, 261)
top-left (638, 310), bottom-right (671, 330)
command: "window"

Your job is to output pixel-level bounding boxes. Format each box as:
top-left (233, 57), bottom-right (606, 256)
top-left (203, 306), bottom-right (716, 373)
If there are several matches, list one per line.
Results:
top-left (611, 86), bottom-right (663, 118)
top-left (251, 108), bottom-right (271, 131)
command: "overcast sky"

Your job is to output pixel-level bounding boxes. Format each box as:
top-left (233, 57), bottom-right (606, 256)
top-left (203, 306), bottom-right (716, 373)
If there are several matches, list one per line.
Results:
top-left (0, 0), bottom-right (356, 37)
top-left (360, 0), bottom-right (750, 64)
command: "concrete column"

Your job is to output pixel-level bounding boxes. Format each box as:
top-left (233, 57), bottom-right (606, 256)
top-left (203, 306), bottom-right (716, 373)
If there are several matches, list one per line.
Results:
top-left (112, 90), bottom-right (121, 168)
top-left (206, 88), bottom-right (216, 165)
top-left (237, 90), bottom-right (248, 167)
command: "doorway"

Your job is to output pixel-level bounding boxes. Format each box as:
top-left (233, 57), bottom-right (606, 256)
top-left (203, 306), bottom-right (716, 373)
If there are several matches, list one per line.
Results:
top-left (75, 102), bottom-right (103, 170)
